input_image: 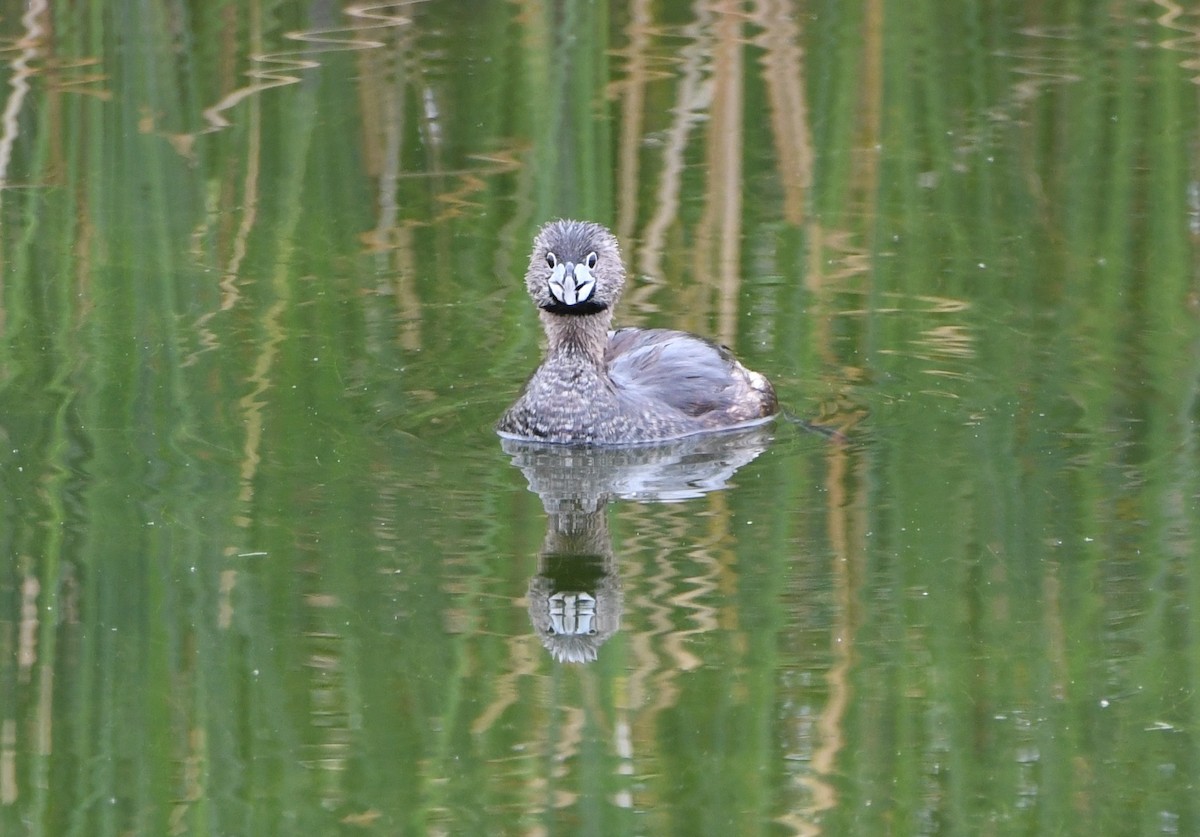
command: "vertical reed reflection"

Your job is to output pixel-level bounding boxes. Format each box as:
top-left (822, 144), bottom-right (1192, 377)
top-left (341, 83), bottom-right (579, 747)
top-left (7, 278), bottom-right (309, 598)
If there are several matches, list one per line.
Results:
top-left (620, 4), bottom-right (711, 310)
top-left (751, 0), bottom-right (813, 227)
top-left (0, 0), bottom-right (48, 196)
top-left (614, 0), bottom-right (652, 247)
top-left (693, 0), bottom-right (744, 346)
top-left (0, 0), bottom-right (1197, 833)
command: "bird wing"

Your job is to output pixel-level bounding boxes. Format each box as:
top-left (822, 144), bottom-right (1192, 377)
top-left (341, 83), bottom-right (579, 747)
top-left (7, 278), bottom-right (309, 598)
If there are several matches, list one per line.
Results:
top-left (605, 328), bottom-right (743, 417)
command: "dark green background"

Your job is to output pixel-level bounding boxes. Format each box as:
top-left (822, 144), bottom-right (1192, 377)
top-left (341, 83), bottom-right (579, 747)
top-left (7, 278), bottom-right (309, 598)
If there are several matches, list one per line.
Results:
top-left (1, 0), bottom-right (1197, 834)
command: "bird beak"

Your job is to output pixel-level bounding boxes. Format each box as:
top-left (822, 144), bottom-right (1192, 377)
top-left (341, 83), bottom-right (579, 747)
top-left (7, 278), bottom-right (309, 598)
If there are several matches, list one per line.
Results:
top-left (547, 261), bottom-right (596, 307)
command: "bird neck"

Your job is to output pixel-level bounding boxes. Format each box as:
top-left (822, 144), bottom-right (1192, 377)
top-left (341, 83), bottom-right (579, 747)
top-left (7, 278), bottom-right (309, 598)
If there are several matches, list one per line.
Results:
top-left (541, 310), bottom-right (612, 365)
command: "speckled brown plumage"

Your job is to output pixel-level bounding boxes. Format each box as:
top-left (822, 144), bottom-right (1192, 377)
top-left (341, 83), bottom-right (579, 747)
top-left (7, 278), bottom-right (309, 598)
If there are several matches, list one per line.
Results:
top-left (497, 220), bottom-right (777, 445)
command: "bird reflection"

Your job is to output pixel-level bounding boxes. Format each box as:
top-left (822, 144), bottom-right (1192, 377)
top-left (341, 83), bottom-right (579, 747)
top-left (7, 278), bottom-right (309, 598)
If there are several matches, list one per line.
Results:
top-left (501, 427), bottom-right (772, 663)
top-left (526, 504), bottom-right (620, 664)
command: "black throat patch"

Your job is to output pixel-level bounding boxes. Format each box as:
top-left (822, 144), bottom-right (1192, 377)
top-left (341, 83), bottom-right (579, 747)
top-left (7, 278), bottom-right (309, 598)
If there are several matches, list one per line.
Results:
top-left (540, 300), bottom-right (609, 316)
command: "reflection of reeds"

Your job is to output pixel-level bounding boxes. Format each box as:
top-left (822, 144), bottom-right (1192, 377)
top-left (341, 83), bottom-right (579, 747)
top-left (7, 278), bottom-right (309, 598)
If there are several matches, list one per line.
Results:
top-left (668, 504), bottom-right (724, 673)
top-left (694, 0), bottom-right (744, 346)
top-left (776, 442), bottom-right (860, 836)
top-left (622, 6), bottom-right (713, 313)
top-left (614, 0), bottom-right (653, 248)
top-left (185, 23), bottom-right (262, 367)
top-left (1155, 0), bottom-right (1200, 83)
top-left (750, 0), bottom-right (813, 226)
top-left (201, 2), bottom-right (420, 131)
top-left (1, 0), bottom-right (1196, 832)
top-left (301, 623), bottom-right (353, 808)
top-left (623, 508), bottom-right (690, 717)
top-left (470, 632), bottom-right (540, 735)
top-left (0, 0), bottom-right (48, 195)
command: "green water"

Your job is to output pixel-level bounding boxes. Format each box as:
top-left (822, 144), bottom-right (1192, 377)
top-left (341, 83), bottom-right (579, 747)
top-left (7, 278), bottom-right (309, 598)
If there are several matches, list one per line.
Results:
top-left (1, 1), bottom-right (1197, 834)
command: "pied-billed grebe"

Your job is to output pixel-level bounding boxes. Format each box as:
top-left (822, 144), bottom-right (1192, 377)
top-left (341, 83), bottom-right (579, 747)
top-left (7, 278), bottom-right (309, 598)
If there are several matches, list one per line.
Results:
top-left (497, 220), bottom-right (777, 445)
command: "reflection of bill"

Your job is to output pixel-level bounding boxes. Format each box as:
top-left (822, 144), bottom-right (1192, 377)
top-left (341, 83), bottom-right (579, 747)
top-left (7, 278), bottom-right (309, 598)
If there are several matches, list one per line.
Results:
top-left (532, 585), bottom-right (611, 664)
top-left (502, 427), bottom-right (773, 663)
top-left (548, 592), bottom-right (596, 637)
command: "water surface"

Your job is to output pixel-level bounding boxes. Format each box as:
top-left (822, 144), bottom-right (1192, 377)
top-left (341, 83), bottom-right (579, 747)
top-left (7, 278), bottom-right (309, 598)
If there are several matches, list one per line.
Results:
top-left (1, 1), bottom-right (1198, 834)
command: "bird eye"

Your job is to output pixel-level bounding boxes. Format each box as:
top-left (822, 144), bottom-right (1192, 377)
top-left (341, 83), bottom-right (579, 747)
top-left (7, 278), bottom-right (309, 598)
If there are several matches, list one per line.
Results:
top-left (585, 252), bottom-right (598, 269)
top-left (546, 252), bottom-right (557, 268)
